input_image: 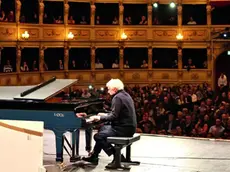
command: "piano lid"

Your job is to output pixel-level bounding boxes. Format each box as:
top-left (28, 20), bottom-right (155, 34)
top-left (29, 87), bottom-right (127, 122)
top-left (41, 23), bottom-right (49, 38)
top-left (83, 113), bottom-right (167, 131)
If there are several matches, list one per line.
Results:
top-left (0, 85), bottom-right (35, 100)
top-left (13, 78), bottom-right (78, 101)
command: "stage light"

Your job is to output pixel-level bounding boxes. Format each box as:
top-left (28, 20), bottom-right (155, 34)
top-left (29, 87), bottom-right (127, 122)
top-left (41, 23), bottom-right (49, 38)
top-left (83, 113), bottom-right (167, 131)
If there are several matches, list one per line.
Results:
top-left (68, 32), bottom-right (74, 39)
top-left (100, 87), bottom-right (104, 91)
top-left (121, 32), bottom-right (127, 40)
top-left (228, 51), bottom-right (230, 55)
top-left (176, 33), bottom-right (183, 40)
top-left (22, 31), bottom-right (29, 39)
top-left (89, 85), bottom-right (93, 89)
top-left (169, 2), bottom-right (176, 8)
top-left (153, 2), bottom-right (158, 8)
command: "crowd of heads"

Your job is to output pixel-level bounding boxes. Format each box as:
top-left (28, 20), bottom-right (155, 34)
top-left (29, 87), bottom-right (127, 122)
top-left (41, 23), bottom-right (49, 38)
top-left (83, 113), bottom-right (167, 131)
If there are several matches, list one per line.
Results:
top-left (68, 80), bottom-right (230, 139)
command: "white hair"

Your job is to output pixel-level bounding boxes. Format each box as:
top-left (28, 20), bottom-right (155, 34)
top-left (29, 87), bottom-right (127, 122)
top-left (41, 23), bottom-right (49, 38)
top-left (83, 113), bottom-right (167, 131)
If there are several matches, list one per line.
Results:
top-left (106, 79), bottom-right (124, 90)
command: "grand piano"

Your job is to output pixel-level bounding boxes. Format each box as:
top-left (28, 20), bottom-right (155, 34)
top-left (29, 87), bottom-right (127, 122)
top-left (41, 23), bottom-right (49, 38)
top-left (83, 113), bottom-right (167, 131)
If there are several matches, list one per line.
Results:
top-left (0, 77), bottom-right (105, 162)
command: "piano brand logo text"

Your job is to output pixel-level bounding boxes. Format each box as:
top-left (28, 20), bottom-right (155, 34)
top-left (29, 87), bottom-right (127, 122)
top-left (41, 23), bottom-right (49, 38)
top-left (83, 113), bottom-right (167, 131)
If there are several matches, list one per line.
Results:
top-left (54, 113), bottom-right (65, 117)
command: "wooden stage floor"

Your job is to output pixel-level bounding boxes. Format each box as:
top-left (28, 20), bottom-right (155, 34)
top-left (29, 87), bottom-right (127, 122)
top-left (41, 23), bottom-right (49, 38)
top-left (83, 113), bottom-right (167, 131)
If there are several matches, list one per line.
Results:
top-left (43, 130), bottom-right (230, 172)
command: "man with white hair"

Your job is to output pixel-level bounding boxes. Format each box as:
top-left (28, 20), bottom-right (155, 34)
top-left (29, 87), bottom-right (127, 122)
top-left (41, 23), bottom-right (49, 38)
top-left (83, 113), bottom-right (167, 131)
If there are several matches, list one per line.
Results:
top-left (76, 79), bottom-right (137, 165)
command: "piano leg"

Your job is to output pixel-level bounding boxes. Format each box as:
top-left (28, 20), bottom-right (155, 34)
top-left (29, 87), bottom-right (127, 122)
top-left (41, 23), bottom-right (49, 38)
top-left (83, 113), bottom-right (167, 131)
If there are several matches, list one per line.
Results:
top-left (70, 129), bottom-right (81, 162)
top-left (54, 131), bottom-right (64, 162)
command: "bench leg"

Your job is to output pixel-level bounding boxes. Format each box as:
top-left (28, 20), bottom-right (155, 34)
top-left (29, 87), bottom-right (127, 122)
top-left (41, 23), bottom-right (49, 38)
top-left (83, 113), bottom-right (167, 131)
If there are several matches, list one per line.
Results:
top-left (124, 145), bottom-right (140, 165)
top-left (105, 145), bottom-right (130, 170)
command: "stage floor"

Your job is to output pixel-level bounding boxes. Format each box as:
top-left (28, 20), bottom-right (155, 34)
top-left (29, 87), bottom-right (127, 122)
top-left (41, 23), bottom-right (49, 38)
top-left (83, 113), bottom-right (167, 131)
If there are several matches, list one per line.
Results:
top-left (44, 130), bottom-right (230, 172)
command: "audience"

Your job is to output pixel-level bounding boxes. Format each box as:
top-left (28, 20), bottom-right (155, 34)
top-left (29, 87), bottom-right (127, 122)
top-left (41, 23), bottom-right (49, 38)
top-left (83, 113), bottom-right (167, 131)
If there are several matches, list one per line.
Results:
top-left (67, 83), bottom-right (230, 140)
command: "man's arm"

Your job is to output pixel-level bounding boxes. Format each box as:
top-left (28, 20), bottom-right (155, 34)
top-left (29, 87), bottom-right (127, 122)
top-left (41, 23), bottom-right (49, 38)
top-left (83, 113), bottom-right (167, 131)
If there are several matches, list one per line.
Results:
top-left (100, 96), bottom-right (122, 122)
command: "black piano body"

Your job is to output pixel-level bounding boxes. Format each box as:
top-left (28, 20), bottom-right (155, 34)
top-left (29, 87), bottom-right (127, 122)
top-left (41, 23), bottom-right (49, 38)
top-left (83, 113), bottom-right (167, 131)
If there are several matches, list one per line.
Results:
top-left (0, 77), bottom-right (105, 162)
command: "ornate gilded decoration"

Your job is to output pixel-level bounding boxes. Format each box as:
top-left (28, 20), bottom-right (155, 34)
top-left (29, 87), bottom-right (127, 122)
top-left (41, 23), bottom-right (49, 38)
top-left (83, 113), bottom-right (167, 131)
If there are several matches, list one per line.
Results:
top-left (125, 30), bottom-right (147, 40)
top-left (68, 29), bottom-right (90, 39)
top-left (148, 71), bottom-right (153, 78)
top-left (153, 30), bottom-right (177, 40)
top-left (132, 73), bottom-right (140, 80)
top-left (104, 74), bottom-right (111, 80)
top-left (178, 71), bottom-right (183, 77)
top-left (0, 28), bottom-right (16, 37)
top-left (96, 30), bottom-right (118, 39)
top-left (191, 73), bottom-right (199, 80)
top-left (43, 29), bottom-right (63, 38)
top-left (182, 30), bottom-right (207, 40)
top-left (162, 73), bottom-right (169, 79)
top-left (20, 29), bottom-right (39, 38)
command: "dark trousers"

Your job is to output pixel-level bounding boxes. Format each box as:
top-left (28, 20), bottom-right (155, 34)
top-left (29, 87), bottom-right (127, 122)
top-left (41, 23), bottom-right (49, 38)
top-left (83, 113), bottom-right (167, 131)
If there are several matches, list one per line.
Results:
top-left (93, 125), bottom-right (135, 157)
top-left (93, 125), bottom-right (116, 157)
top-left (85, 127), bottom-right (92, 151)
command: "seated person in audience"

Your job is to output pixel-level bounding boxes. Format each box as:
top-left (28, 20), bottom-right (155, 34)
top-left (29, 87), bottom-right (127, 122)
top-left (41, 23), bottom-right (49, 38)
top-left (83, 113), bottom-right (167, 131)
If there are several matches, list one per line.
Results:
top-left (95, 59), bottom-right (103, 69)
top-left (20, 15), bottom-right (25, 23)
top-left (80, 16), bottom-right (87, 24)
top-left (55, 16), bottom-right (63, 24)
top-left (59, 60), bottom-right (64, 70)
top-left (221, 113), bottom-right (228, 129)
top-left (3, 60), bottom-right (13, 73)
top-left (153, 17), bottom-right (159, 25)
top-left (194, 118), bottom-right (209, 137)
top-left (223, 119), bottom-right (230, 139)
top-left (32, 60), bottom-right (38, 71)
top-left (187, 17), bottom-right (197, 25)
top-left (218, 73), bottom-right (227, 92)
top-left (83, 60), bottom-right (89, 69)
top-left (208, 119), bottom-right (225, 138)
top-left (112, 59), bottom-right (119, 69)
top-left (81, 90), bottom-right (91, 98)
top-left (203, 60), bottom-right (207, 68)
top-left (70, 60), bottom-right (77, 70)
top-left (158, 112), bottom-right (177, 135)
top-left (20, 61), bottom-right (29, 72)
top-left (0, 11), bottom-right (7, 22)
top-left (112, 17), bottom-right (119, 25)
top-left (181, 115), bottom-right (195, 136)
top-left (172, 60), bottom-right (178, 68)
top-left (138, 112), bottom-right (155, 134)
top-left (43, 13), bottom-right (49, 23)
top-left (184, 58), bottom-right (196, 70)
top-left (141, 60), bottom-right (148, 68)
top-left (139, 16), bottom-right (147, 25)
top-left (68, 16), bottom-right (75, 24)
top-left (33, 13), bottom-right (38, 23)
top-left (124, 16), bottom-right (132, 25)
top-left (95, 16), bottom-right (100, 25)
top-left (6, 11), bottom-right (14, 22)
top-left (124, 60), bottom-right (130, 68)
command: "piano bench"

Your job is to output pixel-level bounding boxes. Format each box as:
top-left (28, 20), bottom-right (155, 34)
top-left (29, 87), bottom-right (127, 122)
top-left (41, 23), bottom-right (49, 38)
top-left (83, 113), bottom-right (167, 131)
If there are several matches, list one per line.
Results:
top-left (106, 133), bottom-right (141, 170)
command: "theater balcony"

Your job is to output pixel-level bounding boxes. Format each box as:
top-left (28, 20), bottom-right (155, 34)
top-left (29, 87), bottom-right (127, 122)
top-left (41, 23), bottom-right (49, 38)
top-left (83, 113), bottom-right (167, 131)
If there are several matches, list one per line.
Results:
top-left (0, 0), bottom-right (229, 88)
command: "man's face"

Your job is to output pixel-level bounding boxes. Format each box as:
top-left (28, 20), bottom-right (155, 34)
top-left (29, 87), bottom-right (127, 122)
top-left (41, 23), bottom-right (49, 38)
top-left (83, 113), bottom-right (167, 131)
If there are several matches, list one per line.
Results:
top-left (107, 87), bottom-right (117, 95)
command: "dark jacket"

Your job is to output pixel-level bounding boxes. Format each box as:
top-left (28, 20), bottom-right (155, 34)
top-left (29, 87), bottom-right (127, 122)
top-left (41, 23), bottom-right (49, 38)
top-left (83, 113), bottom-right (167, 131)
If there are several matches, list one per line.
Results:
top-left (100, 90), bottom-right (137, 133)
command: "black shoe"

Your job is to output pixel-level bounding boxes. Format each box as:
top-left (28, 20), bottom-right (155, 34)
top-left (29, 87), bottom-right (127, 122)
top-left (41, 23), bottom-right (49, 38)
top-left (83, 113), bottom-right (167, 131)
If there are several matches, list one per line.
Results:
top-left (108, 154), bottom-right (126, 166)
top-left (82, 155), bottom-right (99, 165)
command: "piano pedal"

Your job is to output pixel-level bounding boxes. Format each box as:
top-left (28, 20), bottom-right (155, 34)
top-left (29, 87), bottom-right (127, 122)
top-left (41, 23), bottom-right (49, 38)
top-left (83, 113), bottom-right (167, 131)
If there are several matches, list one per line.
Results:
top-left (70, 155), bottom-right (81, 162)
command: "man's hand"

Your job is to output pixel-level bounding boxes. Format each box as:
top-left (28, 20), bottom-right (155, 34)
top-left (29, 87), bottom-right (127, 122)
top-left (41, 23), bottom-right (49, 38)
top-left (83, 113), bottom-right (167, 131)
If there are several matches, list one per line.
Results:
top-left (97, 113), bottom-right (107, 117)
top-left (76, 112), bottom-right (87, 118)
